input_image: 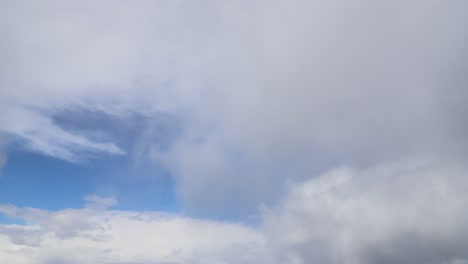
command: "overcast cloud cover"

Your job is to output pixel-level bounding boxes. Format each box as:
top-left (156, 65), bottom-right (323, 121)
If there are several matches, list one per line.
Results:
top-left (1, 0), bottom-right (468, 263)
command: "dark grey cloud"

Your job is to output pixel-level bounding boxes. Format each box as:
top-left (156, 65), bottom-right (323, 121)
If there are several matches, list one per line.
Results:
top-left (362, 232), bottom-right (468, 264)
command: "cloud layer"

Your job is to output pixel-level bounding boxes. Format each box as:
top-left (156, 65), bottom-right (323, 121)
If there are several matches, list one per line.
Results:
top-left (1, 0), bottom-right (468, 263)
top-left (0, 198), bottom-right (271, 264)
top-left (2, 159), bottom-right (468, 263)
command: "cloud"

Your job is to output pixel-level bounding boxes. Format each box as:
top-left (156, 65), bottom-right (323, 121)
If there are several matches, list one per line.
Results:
top-left (262, 159), bottom-right (468, 264)
top-left (0, 138), bottom-right (7, 175)
top-left (0, 103), bottom-right (125, 163)
top-left (2, 1), bottom-right (468, 262)
top-left (83, 195), bottom-right (118, 209)
top-left (2, 158), bottom-right (468, 263)
top-left (1, 0), bottom-right (468, 221)
top-left (0, 197), bottom-right (271, 264)
top-left (162, 0), bottom-right (468, 217)
top-left (0, 0), bottom-right (219, 163)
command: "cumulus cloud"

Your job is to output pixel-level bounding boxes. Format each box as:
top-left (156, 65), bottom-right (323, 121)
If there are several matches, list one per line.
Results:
top-left (0, 198), bottom-right (271, 264)
top-left (1, 0), bottom-right (468, 262)
top-left (262, 159), bottom-right (468, 264)
top-left (2, 159), bottom-right (468, 263)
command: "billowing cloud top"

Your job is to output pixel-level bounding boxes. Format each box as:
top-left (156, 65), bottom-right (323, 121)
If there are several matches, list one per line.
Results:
top-left (1, 0), bottom-right (468, 263)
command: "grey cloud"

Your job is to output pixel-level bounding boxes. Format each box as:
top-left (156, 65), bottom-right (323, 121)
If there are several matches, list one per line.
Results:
top-left (83, 195), bottom-right (118, 209)
top-left (163, 0), bottom-right (468, 217)
top-left (50, 107), bottom-right (182, 174)
top-left (0, 104), bottom-right (125, 163)
top-left (1, 0), bottom-right (467, 219)
top-left (362, 232), bottom-right (468, 264)
top-left (262, 159), bottom-right (468, 264)
top-left (0, 195), bottom-right (120, 240)
top-left (0, 205), bottom-right (100, 240)
top-left (51, 108), bottom-right (181, 151)
top-left (0, 133), bottom-right (9, 175)
top-left (1, 4), bottom-right (468, 263)
top-left (0, 225), bottom-right (42, 247)
top-left (0, 0), bottom-right (229, 165)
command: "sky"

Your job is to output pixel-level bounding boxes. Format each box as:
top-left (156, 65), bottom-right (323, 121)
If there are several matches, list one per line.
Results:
top-left (1, 0), bottom-right (468, 263)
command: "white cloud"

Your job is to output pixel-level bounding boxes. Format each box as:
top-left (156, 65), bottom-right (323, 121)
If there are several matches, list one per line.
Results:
top-left (0, 199), bottom-right (271, 264)
top-left (2, 158), bottom-right (468, 263)
top-left (83, 195), bottom-right (118, 209)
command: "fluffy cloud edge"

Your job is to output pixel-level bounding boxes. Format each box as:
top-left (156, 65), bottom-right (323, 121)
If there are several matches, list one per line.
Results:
top-left (2, 158), bottom-right (468, 263)
top-left (0, 198), bottom-right (272, 264)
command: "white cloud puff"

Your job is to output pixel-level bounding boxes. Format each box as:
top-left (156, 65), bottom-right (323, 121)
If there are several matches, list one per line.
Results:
top-left (0, 200), bottom-right (271, 264)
